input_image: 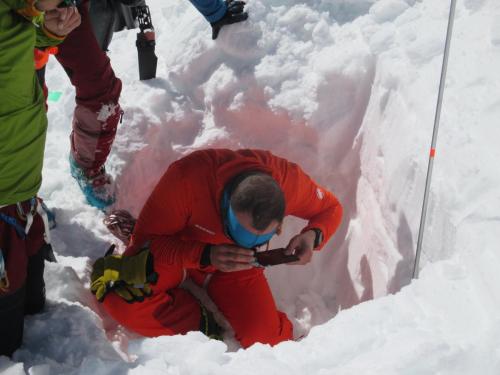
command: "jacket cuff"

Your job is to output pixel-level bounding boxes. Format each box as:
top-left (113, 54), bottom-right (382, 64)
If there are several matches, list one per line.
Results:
top-left (200, 244), bottom-right (212, 266)
top-left (301, 226), bottom-right (326, 250)
top-left (41, 24), bottom-right (66, 41)
top-left (205, 0), bottom-right (227, 23)
top-left (17, 0), bottom-right (42, 19)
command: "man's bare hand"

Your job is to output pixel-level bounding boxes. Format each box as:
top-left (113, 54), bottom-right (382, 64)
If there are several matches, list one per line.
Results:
top-left (210, 244), bottom-right (255, 272)
top-left (35, 0), bottom-right (65, 11)
top-left (285, 230), bottom-right (316, 265)
top-left (44, 7), bottom-right (81, 37)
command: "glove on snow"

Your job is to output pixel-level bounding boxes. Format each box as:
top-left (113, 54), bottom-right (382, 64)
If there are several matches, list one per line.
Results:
top-left (211, 0), bottom-right (248, 40)
top-left (90, 246), bottom-right (157, 303)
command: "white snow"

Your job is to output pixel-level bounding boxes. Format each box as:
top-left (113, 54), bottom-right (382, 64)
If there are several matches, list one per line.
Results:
top-left (3, 0), bottom-right (500, 373)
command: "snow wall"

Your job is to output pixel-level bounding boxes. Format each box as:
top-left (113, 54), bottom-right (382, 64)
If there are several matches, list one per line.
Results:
top-left (2, 0), bottom-right (500, 373)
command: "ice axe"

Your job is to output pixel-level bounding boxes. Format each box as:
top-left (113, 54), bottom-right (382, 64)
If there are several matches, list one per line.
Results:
top-left (89, 0), bottom-right (157, 80)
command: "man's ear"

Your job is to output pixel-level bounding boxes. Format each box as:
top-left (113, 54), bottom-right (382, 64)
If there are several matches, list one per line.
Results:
top-left (276, 222), bottom-right (283, 235)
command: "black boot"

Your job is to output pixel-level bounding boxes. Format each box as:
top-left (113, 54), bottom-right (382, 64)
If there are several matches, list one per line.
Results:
top-left (0, 285), bottom-right (26, 356)
top-left (24, 246), bottom-right (46, 315)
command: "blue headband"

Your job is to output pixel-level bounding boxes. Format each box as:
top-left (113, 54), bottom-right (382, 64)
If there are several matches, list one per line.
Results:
top-left (224, 193), bottom-right (276, 248)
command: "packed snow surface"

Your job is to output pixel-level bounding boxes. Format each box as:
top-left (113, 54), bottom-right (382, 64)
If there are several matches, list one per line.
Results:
top-left (2, 0), bottom-right (500, 373)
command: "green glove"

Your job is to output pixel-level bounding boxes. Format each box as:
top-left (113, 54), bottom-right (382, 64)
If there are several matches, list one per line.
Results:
top-left (90, 248), bottom-right (157, 303)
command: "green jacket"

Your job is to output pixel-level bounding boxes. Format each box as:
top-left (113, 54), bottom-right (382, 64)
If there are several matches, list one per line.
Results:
top-left (0, 0), bottom-right (61, 205)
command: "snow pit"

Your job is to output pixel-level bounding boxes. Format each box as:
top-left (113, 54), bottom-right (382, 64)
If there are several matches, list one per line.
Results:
top-left (4, 0), bottom-right (500, 373)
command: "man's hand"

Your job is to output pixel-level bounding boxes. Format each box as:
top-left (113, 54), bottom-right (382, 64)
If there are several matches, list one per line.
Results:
top-left (210, 244), bottom-right (255, 272)
top-left (284, 230), bottom-right (316, 265)
top-left (211, 0), bottom-right (248, 40)
top-left (44, 7), bottom-right (81, 37)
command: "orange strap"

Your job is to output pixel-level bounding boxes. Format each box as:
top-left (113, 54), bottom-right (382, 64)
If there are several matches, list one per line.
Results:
top-left (34, 46), bottom-right (59, 70)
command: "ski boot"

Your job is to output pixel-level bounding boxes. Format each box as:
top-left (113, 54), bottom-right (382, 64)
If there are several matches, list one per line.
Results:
top-left (70, 156), bottom-right (115, 210)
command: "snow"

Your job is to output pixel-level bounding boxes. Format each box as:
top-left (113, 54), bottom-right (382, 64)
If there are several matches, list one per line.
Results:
top-left (4, 0), bottom-right (500, 373)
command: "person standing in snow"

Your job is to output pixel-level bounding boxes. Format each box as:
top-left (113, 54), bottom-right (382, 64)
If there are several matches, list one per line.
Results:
top-left (34, 0), bottom-right (249, 210)
top-left (90, 149), bottom-right (343, 348)
top-left (0, 0), bottom-right (81, 356)
top-left (34, 0), bottom-right (124, 210)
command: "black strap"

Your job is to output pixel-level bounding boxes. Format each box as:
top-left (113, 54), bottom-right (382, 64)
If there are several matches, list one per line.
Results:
top-left (200, 244), bottom-right (212, 266)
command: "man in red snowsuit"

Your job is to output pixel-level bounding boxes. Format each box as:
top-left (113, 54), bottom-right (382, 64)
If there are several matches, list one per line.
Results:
top-left (92, 149), bottom-right (343, 348)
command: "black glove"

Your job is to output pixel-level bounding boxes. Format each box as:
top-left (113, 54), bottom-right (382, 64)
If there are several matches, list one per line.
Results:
top-left (211, 0), bottom-right (248, 40)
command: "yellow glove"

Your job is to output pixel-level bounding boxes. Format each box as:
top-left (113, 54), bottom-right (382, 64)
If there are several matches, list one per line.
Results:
top-left (90, 246), bottom-right (157, 303)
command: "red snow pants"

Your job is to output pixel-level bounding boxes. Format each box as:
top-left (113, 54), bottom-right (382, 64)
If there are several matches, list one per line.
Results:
top-left (46, 0), bottom-right (122, 174)
top-left (103, 264), bottom-right (293, 348)
top-left (0, 200), bottom-right (47, 356)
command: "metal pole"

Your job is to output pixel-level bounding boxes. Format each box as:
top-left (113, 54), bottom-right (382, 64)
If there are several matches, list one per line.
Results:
top-left (412, 0), bottom-right (457, 279)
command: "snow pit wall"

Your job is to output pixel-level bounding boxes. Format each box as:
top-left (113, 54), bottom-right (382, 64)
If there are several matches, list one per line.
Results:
top-left (33, 0), bottom-right (493, 358)
top-left (100, 0), bottom-right (453, 337)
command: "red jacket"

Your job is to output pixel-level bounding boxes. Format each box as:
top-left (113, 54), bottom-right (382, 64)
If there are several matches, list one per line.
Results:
top-left (126, 149), bottom-right (343, 269)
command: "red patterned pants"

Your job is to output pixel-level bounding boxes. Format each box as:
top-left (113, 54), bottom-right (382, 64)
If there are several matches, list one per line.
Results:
top-left (38, 0), bottom-right (122, 174)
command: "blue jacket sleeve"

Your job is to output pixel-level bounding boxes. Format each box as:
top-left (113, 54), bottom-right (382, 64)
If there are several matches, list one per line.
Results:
top-left (188, 0), bottom-right (226, 23)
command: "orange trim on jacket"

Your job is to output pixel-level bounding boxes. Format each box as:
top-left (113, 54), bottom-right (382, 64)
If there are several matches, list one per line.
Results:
top-left (34, 46), bottom-right (58, 70)
top-left (126, 149), bottom-right (343, 269)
